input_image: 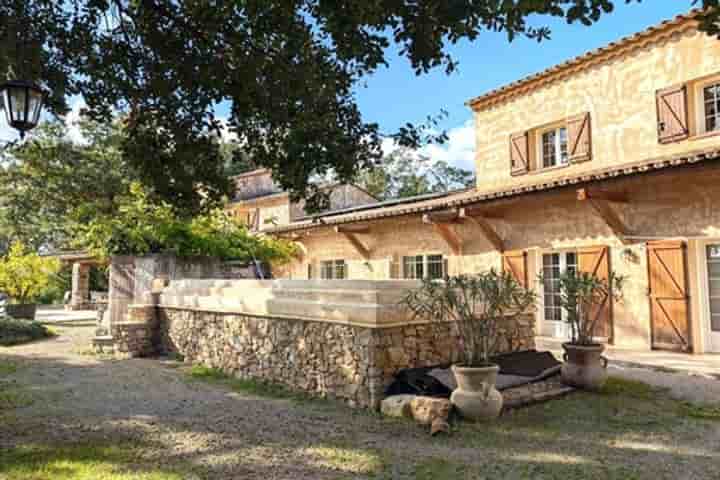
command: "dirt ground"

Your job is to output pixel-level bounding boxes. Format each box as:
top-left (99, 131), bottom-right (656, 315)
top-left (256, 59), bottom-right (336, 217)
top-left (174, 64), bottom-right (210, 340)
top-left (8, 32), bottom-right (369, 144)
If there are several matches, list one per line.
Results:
top-left (1, 323), bottom-right (719, 479)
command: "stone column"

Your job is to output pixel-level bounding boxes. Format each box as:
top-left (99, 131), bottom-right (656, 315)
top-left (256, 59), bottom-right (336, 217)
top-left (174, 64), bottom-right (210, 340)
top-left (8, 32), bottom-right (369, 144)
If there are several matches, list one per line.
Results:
top-left (68, 262), bottom-right (90, 310)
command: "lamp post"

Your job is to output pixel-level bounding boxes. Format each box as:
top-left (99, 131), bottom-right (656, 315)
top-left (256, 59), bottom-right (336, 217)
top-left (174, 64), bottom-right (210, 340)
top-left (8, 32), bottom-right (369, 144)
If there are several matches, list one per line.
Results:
top-left (0, 79), bottom-right (46, 139)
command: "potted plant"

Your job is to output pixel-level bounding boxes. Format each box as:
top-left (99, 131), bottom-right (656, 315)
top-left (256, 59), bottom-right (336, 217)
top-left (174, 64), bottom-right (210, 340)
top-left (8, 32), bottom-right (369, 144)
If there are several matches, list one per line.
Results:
top-left (547, 269), bottom-right (624, 390)
top-left (402, 270), bottom-right (535, 421)
top-left (0, 242), bottom-right (60, 320)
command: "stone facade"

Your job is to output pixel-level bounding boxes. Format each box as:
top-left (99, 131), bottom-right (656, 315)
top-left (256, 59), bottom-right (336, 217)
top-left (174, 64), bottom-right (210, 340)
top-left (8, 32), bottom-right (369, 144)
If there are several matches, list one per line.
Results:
top-left (156, 306), bottom-right (534, 408)
top-left (272, 16), bottom-right (720, 354)
top-left (227, 169), bottom-right (378, 232)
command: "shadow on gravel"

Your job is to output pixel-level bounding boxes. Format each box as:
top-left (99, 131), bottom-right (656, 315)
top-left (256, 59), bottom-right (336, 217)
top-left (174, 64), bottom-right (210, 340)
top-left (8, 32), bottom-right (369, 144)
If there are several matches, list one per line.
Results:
top-left (2, 350), bottom-right (719, 479)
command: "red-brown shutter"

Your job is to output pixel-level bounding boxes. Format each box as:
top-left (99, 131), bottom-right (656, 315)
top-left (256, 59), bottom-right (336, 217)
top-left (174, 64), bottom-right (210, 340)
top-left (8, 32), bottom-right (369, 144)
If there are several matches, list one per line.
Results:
top-left (502, 250), bottom-right (528, 288)
top-left (509, 132), bottom-right (529, 175)
top-left (656, 85), bottom-right (689, 144)
top-left (647, 240), bottom-right (691, 352)
top-left (567, 112), bottom-right (592, 163)
top-left (577, 245), bottom-right (612, 341)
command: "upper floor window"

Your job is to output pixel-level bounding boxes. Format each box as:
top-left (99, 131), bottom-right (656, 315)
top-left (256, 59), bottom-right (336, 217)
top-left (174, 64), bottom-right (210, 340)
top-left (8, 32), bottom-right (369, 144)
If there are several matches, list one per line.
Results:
top-left (403, 254), bottom-right (445, 280)
top-left (703, 82), bottom-right (720, 133)
top-left (541, 127), bottom-right (569, 168)
top-left (510, 113), bottom-right (590, 176)
top-left (321, 259), bottom-right (346, 279)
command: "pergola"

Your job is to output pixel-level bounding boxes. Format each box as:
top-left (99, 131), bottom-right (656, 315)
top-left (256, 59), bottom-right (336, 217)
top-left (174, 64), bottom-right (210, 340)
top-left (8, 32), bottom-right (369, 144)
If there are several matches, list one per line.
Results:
top-left (48, 250), bottom-right (104, 310)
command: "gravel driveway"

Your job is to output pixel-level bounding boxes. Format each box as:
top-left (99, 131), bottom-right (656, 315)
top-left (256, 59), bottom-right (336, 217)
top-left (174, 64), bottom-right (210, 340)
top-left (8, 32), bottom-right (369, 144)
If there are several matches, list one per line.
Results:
top-left (1, 324), bottom-right (719, 479)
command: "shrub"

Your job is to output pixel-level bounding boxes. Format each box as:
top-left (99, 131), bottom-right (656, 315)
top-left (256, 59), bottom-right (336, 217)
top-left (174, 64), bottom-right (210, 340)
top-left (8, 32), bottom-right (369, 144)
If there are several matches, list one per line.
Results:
top-left (539, 270), bottom-right (624, 345)
top-left (402, 270), bottom-right (536, 366)
top-left (77, 182), bottom-right (298, 264)
top-left (0, 317), bottom-right (55, 346)
top-left (0, 242), bottom-right (61, 305)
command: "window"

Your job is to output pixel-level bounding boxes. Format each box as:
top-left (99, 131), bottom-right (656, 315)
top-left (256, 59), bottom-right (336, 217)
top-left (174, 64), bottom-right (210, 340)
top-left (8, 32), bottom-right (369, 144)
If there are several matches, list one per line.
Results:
top-left (542, 252), bottom-right (577, 323)
top-left (541, 127), bottom-right (568, 168)
top-left (403, 254), bottom-right (446, 280)
top-left (320, 260), bottom-right (346, 279)
top-left (706, 245), bottom-right (720, 333)
top-left (703, 83), bottom-right (720, 133)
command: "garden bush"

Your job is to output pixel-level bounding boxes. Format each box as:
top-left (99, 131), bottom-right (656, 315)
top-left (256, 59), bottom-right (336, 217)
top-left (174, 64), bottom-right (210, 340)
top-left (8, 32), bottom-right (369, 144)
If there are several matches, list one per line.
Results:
top-left (0, 317), bottom-right (55, 346)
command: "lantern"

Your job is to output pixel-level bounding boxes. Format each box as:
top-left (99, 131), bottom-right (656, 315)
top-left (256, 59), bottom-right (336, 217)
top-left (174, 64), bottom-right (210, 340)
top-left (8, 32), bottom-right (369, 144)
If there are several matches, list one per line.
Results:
top-left (0, 80), bottom-right (46, 139)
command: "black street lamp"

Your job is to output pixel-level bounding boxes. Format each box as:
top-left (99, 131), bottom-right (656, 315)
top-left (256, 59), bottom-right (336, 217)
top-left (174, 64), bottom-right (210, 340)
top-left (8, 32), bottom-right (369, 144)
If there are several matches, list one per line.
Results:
top-left (1, 79), bottom-right (46, 139)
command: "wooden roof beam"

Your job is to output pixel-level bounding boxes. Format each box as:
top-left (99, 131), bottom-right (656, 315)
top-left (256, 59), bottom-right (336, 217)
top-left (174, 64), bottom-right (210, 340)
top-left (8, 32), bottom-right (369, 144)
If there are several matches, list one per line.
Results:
top-left (423, 209), bottom-right (462, 224)
top-left (459, 208), bottom-right (505, 252)
top-left (334, 226), bottom-right (370, 259)
top-left (577, 189), bottom-right (631, 243)
top-left (432, 223), bottom-right (463, 256)
top-left (460, 205), bottom-right (504, 219)
top-left (577, 188), bottom-right (629, 203)
top-left (422, 212), bottom-right (463, 255)
top-left (335, 224), bottom-right (370, 234)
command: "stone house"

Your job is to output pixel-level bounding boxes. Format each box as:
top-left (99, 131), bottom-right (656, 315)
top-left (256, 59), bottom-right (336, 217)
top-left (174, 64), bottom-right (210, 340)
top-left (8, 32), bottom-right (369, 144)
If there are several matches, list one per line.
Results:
top-left (268, 10), bottom-right (720, 355)
top-left (226, 168), bottom-right (378, 232)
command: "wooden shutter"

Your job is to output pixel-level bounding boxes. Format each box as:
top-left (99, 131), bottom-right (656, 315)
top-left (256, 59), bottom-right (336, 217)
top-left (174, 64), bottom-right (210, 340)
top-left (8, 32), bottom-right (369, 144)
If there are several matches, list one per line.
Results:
top-left (656, 85), bottom-right (689, 144)
top-left (502, 250), bottom-right (528, 288)
top-left (567, 112), bottom-right (592, 163)
top-left (577, 245), bottom-right (612, 340)
top-left (647, 240), bottom-right (691, 352)
top-left (509, 132), bottom-right (529, 175)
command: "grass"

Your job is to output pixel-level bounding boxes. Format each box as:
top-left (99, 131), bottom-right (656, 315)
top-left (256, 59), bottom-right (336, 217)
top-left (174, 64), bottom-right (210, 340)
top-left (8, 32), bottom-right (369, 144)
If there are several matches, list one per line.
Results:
top-left (0, 359), bottom-right (31, 411)
top-left (187, 364), bottom-right (315, 402)
top-left (678, 402), bottom-right (720, 420)
top-left (0, 444), bottom-right (190, 480)
top-left (0, 317), bottom-right (55, 346)
top-left (305, 445), bottom-right (386, 476)
top-left (0, 358), bottom-right (18, 375)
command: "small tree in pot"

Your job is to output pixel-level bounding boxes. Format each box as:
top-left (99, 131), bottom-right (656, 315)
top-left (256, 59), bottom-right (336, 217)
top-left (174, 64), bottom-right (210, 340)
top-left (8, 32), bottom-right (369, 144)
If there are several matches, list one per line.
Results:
top-left (402, 270), bottom-right (535, 420)
top-left (0, 242), bottom-right (60, 320)
top-left (546, 269), bottom-right (625, 390)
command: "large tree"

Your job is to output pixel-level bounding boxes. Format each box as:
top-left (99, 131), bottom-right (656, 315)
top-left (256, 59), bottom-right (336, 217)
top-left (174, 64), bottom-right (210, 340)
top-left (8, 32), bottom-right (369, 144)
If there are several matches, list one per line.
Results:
top-left (357, 148), bottom-right (475, 200)
top-left (0, 120), bottom-right (134, 250)
top-left (1, 1), bottom-right (717, 209)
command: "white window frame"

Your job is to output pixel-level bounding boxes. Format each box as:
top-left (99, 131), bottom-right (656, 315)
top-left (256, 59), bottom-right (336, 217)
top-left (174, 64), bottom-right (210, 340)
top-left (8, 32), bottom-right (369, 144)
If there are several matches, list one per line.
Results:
top-left (695, 239), bottom-right (720, 353)
top-left (402, 254), bottom-right (446, 280)
top-left (695, 77), bottom-right (720, 136)
top-left (540, 250), bottom-right (578, 338)
top-left (538, 125), bottom-right (569, 169)
top-left (320, 259), bottom-right (347, 280)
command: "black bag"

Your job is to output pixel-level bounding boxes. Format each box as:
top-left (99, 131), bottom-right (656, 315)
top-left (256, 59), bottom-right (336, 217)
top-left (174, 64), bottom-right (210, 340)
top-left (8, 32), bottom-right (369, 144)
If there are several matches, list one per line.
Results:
top-left (385, 367), bottom-right (452, 398)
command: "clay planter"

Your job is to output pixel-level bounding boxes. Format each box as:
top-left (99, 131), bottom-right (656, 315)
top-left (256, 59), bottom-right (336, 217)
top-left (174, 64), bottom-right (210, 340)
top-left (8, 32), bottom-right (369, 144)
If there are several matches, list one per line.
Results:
top-left (561, 343), bottom-right (608, 390)
top-left (450, 364), bottom-right (503, 421)
top-left (6, 303), bottom-right (37, 320)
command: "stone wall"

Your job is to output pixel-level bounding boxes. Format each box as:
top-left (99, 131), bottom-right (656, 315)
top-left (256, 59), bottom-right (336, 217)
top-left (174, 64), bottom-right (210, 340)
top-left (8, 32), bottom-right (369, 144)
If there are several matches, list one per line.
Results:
top-left (157, 306), bottom-right (534, 408)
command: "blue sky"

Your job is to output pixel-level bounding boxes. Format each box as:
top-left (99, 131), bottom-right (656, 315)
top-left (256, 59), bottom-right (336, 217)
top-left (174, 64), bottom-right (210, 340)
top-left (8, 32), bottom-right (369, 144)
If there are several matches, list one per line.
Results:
top-left (357, 2), bottom-right (692, 171)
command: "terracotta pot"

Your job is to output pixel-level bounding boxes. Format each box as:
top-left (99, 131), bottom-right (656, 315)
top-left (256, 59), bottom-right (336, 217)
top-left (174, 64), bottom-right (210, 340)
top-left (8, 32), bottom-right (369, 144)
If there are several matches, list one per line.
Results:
top-left (6, 303), bottom-right (37, 320)
top-left (561, 343), bottom-right (608, 390)
top-left (450, 364), bottom-right (503, 421)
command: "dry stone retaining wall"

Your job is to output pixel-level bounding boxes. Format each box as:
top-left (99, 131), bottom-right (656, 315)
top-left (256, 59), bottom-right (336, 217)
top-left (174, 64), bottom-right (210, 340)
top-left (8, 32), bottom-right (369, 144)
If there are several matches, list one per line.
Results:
top-left (157, 306), bottom-right (534, 409)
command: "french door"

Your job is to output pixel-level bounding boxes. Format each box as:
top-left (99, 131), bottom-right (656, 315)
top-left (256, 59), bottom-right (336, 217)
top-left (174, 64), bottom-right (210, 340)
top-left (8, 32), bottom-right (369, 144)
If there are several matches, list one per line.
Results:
top-left (542, 251), bottom-right (577, 339)
top-left (703, 244), bottom-right (720, 352)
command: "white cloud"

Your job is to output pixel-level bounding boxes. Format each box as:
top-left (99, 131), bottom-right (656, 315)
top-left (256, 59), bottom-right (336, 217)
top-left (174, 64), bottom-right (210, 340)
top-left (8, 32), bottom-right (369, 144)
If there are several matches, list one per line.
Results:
top-left (380, 120), bottom-right (476, 173)
top-left (419, 120), bottom-right (475, 172)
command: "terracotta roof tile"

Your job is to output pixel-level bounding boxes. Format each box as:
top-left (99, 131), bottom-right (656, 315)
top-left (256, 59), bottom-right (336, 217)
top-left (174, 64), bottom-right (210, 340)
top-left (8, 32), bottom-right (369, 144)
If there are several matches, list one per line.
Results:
top-left (466, 9), bottom-right (703, 111)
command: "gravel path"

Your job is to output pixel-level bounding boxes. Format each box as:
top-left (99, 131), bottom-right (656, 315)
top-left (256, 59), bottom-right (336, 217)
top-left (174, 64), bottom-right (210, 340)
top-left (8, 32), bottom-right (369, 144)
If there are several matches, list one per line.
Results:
top-left (1, 324), bottom-right (719, 479)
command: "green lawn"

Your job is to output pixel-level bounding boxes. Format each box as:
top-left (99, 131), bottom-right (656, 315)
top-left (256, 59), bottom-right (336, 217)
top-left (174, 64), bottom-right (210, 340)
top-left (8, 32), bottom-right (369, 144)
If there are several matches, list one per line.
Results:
top-left (0, 444), bottom-right (189, 480)
top-left (2, 353), bottom-right (719, 479)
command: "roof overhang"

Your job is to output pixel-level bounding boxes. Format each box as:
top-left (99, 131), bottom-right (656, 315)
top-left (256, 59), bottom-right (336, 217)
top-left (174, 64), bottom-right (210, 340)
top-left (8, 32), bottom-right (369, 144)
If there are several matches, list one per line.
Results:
top-left (269, 146), bottom-right (720, 236)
